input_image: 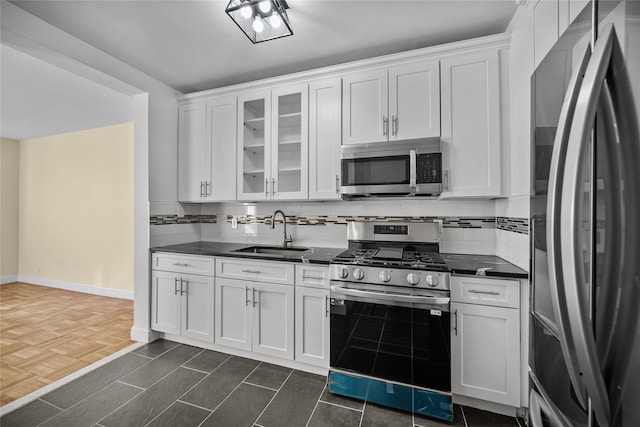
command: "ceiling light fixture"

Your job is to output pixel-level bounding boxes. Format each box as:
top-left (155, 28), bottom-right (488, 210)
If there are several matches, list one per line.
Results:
top-left (225, 0), bottom-right (292, 44)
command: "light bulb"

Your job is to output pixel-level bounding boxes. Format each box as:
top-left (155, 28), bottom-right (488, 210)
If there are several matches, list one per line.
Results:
top-left (253, 17), bottom-right (264, 33)
top-left (269, 13), bottom-right (281, 28)
top-left (259, 1), bottom-right (271, 13)
top-left (240, 5), bottom-right (252, 18)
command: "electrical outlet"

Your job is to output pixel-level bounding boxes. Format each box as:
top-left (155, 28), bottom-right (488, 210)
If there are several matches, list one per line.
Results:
top-left (177, 205), bottom-right (185, 218)
top-left (231, 217), bottom-right (238, 229)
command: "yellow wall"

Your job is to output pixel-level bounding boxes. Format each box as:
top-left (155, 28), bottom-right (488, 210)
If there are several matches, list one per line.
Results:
top-left (18, 123), bottom-right (134, 291)
top-left (1, 138), bottom-right (20, 278)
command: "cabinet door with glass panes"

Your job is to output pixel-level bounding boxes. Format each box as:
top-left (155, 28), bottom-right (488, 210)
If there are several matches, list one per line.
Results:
top-left (271, 83), bottom-right (308, 200)
top-left (237, 90), bottom-right (272, 201)
top-left (237, 85), bottom-right (308, 201)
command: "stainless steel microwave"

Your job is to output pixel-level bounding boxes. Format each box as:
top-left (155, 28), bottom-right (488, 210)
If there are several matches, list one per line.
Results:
top-left (340, 138), bottom-right (443, 200)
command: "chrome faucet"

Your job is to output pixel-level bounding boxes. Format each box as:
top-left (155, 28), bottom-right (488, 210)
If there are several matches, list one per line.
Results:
top-left (271, 210), bottom-right (293, 248)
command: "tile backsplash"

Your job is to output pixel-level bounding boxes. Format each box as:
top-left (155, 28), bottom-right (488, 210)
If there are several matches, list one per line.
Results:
top-left (150, 199), bottom-right (530, 271)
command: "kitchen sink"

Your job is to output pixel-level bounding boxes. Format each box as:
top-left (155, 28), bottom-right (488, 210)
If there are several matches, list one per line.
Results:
top-left (233, 245), bottom-right (309, 256)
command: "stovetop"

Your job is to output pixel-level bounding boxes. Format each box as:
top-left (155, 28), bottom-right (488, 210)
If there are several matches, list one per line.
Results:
top-left (332, 244), bottom-right (450, 272)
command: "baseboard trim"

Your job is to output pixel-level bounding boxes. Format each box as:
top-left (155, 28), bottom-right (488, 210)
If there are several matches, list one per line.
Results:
top-left (0, 275), bottom-right (19, 285)
top-left (130, 326), bottom-right (158, 342)
top-left (16, 275), bottom-right (134, 300)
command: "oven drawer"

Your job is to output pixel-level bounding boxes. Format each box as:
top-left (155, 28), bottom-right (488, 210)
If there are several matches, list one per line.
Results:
top-left (152, 253), bottom-right (215, 275)
top-left (295, 265), bottom-right (329, 289)
top-left (216, 258), bottom-right (294, 285)
top-left (451, 276), bottom-right (520, 308)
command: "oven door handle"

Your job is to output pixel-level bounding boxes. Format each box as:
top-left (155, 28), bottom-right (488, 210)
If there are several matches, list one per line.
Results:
top-left (330, 285), bottom-right (450, 306)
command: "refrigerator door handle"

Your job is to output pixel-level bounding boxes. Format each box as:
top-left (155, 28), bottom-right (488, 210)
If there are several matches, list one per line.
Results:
top-left (546, 40), bottom-right (592, 410)
top-left (595, 26), bottom-right (640, 426)
top-left (530, 389), bottom-right (565, 427)
top-left (529, 370), bottom-right (573, 427)
top-left (560, 24), bottom-right (621, 427)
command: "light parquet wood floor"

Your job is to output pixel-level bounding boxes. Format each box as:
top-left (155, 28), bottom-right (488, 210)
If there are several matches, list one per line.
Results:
top-left (0, 282), bottom-right (133, 406)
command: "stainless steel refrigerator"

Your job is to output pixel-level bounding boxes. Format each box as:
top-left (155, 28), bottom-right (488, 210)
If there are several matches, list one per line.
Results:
top-left (530, 0), bottom-right (640, 426)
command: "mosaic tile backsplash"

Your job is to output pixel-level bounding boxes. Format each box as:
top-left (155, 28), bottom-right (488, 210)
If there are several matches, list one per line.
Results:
top-left (150, 214), bottom-right (217, 225)
top-left (150, 214), bottom-right (528, 234)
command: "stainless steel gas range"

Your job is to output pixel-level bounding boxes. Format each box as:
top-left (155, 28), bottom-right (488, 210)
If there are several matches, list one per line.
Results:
top-left (328, 221), bottom-right (453, 422)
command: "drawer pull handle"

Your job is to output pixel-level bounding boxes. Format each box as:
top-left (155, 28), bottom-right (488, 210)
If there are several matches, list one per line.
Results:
top-left (252, 288), bottom-right (259, 307)
top-left (325, 295), bottom-right (329, 317)
top-left (174, 278), bottom-right (180, 295)
top-left (468, 289), bottom-right (500, 296)
top-left (173, 263), bottom-right (190, 267)
top-left (245, 286), bottom-right (251, 306)
top-left (242, 269), bottom-right (261, 274)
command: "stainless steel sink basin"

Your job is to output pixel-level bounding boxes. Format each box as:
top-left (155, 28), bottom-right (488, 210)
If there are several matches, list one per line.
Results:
top-left (233, 246), bottom-right (309, 256)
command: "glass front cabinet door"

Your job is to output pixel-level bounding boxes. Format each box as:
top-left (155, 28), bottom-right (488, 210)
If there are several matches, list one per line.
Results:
top-left (237, 84), bottom-right (308, 201)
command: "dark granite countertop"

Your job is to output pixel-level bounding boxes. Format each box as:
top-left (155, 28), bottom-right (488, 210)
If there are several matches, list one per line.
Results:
top-left (151, 241), bottom-right (345, 265)
top-left (151, 242), bottom-right (528, 278)
top-left (441, 253), bottom-right (528, 279)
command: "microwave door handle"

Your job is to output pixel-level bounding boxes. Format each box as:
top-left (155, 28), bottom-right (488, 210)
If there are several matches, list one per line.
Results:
top-left (409, 149), bottom-right (416, 193)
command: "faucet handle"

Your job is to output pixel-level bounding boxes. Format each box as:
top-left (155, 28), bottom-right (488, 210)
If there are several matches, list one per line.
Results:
top-left (284, 234), bottom-right (293, 248)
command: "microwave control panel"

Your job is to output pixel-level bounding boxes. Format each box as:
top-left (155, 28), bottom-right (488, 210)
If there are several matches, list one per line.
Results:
top-left (416, 153), bottom-right (442, 184)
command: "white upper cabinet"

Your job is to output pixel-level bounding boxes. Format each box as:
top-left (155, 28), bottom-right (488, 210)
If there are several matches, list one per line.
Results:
top-left (206, 95), bottom-right (237, 201)
top-left (178, 101), bottom-right (207, 202)
top-left (309, 78), bottom-right (342, 200)
top-left (178, 97), bottom-right (237, 202)
top-left (440, 50), bottom-right (502, 198)
top-left (237, 84), bottom-right (308, 201)
top-left (388, 60), bottom-right (440, 141)
top-left (342, 68), bottom-right (388, 144)
top-left (534, 0), bottom-right (560, 69)
top-left (342, 59), bottom-right (440, 145)
top-left (237, 89), bottom-right (271, 201)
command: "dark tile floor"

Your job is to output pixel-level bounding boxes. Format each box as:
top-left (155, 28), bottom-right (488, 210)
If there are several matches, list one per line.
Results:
top-left (0, 340), bottom-right (526, 427)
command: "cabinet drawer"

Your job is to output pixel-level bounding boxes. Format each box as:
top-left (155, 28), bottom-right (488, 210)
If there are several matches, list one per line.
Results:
top-left (216, 258), bottom-right (294, 285)
top-left (451, 276), bottom-right (520, 308)
top-left (295, 264), bottom-right (330, 289)
top-left (152, 253), bottom-right (215, 276)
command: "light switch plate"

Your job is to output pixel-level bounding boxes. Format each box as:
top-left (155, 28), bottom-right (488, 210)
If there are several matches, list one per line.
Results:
top-left (231, 217), bottom-right (238, 229)
top-left (177, 205), bottom-right (185, 218)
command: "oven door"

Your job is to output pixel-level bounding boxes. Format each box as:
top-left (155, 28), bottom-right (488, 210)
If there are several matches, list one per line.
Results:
top-left (329, 281), bottom-right (451, 392)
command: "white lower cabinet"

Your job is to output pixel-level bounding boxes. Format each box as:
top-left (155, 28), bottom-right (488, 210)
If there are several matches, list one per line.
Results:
top-left (295, 286), bottom-right (330, 367)
top-left (451, 276), bottom-right (521, 406)
top-left (151, 270), bottom-right (215, 342)
top-left (215, 277), bottom-right (294, 360)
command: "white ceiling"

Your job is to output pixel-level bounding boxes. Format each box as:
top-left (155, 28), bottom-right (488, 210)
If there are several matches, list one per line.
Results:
top-left (0, 44), bottom-right (134, 140)
top-left (9, 0), bottom-right (518, 93)
top-left (1, 0), bottom-right (517, 140)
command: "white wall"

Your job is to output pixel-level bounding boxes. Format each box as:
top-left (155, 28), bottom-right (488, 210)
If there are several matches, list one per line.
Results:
top-left (1, 2), bottom-right (180, 341)
top-left (0, 138), bottom-right (20, 283)
top-left (18, 124), bottom-right (134, 295)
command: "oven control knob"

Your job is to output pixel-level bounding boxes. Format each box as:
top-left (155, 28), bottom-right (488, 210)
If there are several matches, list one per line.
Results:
top-left (406, 273), bottom-right (420, 285)
top-left (337, 267), bottom-right (349, 279)
top-left (379, 271), bottom-right (391, 282)
top-left (425, 274), bottom-right (440, 287)
top-left (353, 268), bottom-right (365, 280)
